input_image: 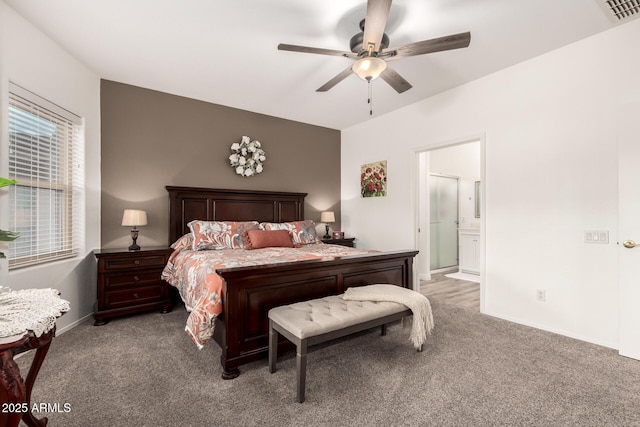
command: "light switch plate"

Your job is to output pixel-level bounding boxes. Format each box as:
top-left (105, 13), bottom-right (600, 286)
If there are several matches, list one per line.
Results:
top-left (585, 230), bottom-right (609, 244)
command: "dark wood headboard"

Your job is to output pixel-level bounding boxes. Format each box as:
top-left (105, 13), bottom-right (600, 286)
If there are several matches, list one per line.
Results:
top-left (166, 186), bottom-right (307, 243)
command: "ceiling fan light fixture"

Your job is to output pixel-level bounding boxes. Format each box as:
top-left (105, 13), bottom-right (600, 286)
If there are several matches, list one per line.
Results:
top-left (352, 57), bottom-right (387, 81)
top-left (279, 1), bottom-right (470, 94)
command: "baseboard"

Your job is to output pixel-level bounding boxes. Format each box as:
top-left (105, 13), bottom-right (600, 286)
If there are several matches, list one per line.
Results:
top-left (430, 267), bottom-right (458, 275)
top-left (57, 312), bottom-right (93, 336)
top-left (445, 272), bottom-right (481, 283)
top-left (482, 309), bottom-right (617, 351)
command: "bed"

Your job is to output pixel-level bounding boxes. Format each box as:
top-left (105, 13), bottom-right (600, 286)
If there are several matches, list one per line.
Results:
top-left (164, 186), bottom-right (419, 379)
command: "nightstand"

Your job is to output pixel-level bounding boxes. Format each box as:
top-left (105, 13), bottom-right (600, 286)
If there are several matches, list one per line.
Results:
top-left (93, 247), bottom-right (173, 325)
top-left (321, 237), bottom-right (356, 247)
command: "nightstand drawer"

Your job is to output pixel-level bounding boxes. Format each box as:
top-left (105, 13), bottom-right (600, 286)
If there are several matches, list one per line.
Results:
top-left (104, 285), bottom-right (165, 309)
top-left (104, 271), bottom-right (164, 289)
top-left (102, 254), bottom-right (166, 270)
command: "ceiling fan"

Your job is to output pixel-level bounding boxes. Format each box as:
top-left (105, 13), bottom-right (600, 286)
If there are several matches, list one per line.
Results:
top-left (277, 0), bottom-right (471, 94)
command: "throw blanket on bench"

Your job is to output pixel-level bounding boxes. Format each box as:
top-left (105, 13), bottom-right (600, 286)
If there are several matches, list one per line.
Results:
top-left (343, 284), bottom-right (434, 350)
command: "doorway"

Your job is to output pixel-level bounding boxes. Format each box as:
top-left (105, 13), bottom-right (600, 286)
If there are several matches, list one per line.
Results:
top-left (414, 136), bottom-right (484, 309)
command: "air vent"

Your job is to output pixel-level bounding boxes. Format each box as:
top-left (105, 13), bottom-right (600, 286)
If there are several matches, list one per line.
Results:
top-left (597, 0), bottom-right (640, 22)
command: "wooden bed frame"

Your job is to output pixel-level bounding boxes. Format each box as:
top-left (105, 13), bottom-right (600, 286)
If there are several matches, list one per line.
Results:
top-left (166, 186), bottom-right (418, 379)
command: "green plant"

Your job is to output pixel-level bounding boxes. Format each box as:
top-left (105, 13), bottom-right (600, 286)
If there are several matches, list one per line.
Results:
top-left (0, 177), bottom-right (19, 259)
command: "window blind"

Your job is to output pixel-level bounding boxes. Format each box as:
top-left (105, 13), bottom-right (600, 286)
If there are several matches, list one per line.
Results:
top-left (7, 83), bottom-right (84, 269)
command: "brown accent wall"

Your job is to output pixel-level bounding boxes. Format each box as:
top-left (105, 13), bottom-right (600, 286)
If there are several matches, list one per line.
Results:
top-left (100, 80), bottom-right (341, 249)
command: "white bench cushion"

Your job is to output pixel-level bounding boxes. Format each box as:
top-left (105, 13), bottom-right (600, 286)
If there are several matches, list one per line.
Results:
top-left (268, 295), bottom-right (407, 339)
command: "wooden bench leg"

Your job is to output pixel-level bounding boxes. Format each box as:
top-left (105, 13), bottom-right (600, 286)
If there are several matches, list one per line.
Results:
top-left (269, 320), bottom-right (278, 374)
top-left (381, 323), bottom-right (387, 336)
top-left (296, 338), bottom-right (308, 403)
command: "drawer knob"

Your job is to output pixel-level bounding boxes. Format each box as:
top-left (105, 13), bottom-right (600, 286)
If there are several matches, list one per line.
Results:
top-left (133, 293), bottom-right (139, 299)
top-left (133, 275), bottom-right (140, 281)
top-left (134, 260), bottom-right (140, 265)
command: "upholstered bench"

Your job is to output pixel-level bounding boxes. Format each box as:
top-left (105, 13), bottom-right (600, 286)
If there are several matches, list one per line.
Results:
top-left (268, 294), bottom-right (421, 403)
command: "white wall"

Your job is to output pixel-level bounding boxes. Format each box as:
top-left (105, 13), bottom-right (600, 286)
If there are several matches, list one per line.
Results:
top-left (0, 1), bottom-right (101, 332)
top-left (342, 20), bottom-right (640, 349)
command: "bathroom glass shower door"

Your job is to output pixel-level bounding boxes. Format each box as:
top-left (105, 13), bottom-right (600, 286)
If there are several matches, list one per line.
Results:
top-left (429, 174), bottom-right (459, 270)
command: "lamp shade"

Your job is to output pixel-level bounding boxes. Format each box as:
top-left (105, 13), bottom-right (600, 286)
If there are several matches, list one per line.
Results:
top-left (352, 57), bottom-right (387, 81)
top-left (320, 211), bottom-right (335, 223)
top-left (121, 209), bottom-right (147, 227)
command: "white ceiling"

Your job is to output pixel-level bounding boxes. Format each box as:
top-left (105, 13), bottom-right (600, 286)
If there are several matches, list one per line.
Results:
top-left (4, 0), bottom-right (629, 130)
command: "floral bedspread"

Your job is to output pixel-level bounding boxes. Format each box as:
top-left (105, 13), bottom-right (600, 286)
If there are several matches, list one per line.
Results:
top-left (161, 243), bottom-right (374, 349)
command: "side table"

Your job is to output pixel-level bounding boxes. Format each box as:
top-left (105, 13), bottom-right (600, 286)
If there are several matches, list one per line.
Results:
top-left (93, 247), bottom-right (173, 325)
top-left (0, 288), bottom-right (69, 427)
top-left (321, 237), bottom-right (356, 247)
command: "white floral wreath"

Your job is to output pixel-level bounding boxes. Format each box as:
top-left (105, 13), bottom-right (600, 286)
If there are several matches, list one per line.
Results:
top-left (229, 136), bottom-right (266, 177)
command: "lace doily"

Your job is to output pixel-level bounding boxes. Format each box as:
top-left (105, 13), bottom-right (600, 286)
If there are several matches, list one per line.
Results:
top-left (0, 288), bottom-right (70, 339)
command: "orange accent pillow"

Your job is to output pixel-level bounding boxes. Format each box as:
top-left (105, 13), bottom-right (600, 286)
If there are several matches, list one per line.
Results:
top-left (243, 229), bottom-right (295, 250)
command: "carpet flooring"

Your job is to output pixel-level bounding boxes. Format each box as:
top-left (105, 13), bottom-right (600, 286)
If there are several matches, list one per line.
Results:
top-left (16, 300), bottom-right (640, 426)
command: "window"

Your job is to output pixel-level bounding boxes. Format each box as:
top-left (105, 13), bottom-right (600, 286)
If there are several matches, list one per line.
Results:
top-left (7, 83), bottom-right (84, 269)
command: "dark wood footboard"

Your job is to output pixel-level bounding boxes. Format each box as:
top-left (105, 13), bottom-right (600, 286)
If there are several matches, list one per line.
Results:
top-left (214, 250), bottom-right (418, 379)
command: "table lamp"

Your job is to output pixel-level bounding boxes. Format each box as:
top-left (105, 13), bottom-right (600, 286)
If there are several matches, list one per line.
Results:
top-left (121, 209), bottom-right (147, 251)
top-left (320, 211), bottom-right (335, 239)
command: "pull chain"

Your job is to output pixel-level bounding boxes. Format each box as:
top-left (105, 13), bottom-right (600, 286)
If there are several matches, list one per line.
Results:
top-left (367, 77), bottom-right (373, 116)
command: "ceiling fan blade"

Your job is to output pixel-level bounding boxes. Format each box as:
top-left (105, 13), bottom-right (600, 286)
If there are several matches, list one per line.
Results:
top-left (362, 0), bottom-right (392, 53)
top-left (278, 43), bottom-right (358, 59)
top-left (382, 31), bottom-right (471, 60)
top-left (380, 67), bottom-right (412, 93)
top-left (316, 66), bottom-right (354, 92)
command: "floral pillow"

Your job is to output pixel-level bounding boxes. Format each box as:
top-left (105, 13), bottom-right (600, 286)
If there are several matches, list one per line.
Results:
top-left (170, 233), bottom-right (194, 252)
top-left (188, 220), bottom-right (262, 250)
top-left (261, 220), bottom-right (320, 245)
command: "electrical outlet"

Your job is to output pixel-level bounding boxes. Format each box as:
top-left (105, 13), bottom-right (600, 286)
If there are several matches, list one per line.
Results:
top-left (536, 289), bottom-right (546, 302)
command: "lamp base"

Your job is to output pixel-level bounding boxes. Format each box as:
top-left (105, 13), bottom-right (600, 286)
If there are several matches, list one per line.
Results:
top-left (129, 228), bottom-right (141, 251)
top-left (323, 224), bottom-right (332, 240)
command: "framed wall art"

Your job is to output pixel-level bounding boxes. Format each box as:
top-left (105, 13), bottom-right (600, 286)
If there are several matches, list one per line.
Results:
top-left (361, 160), bottom-right (387, 197)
